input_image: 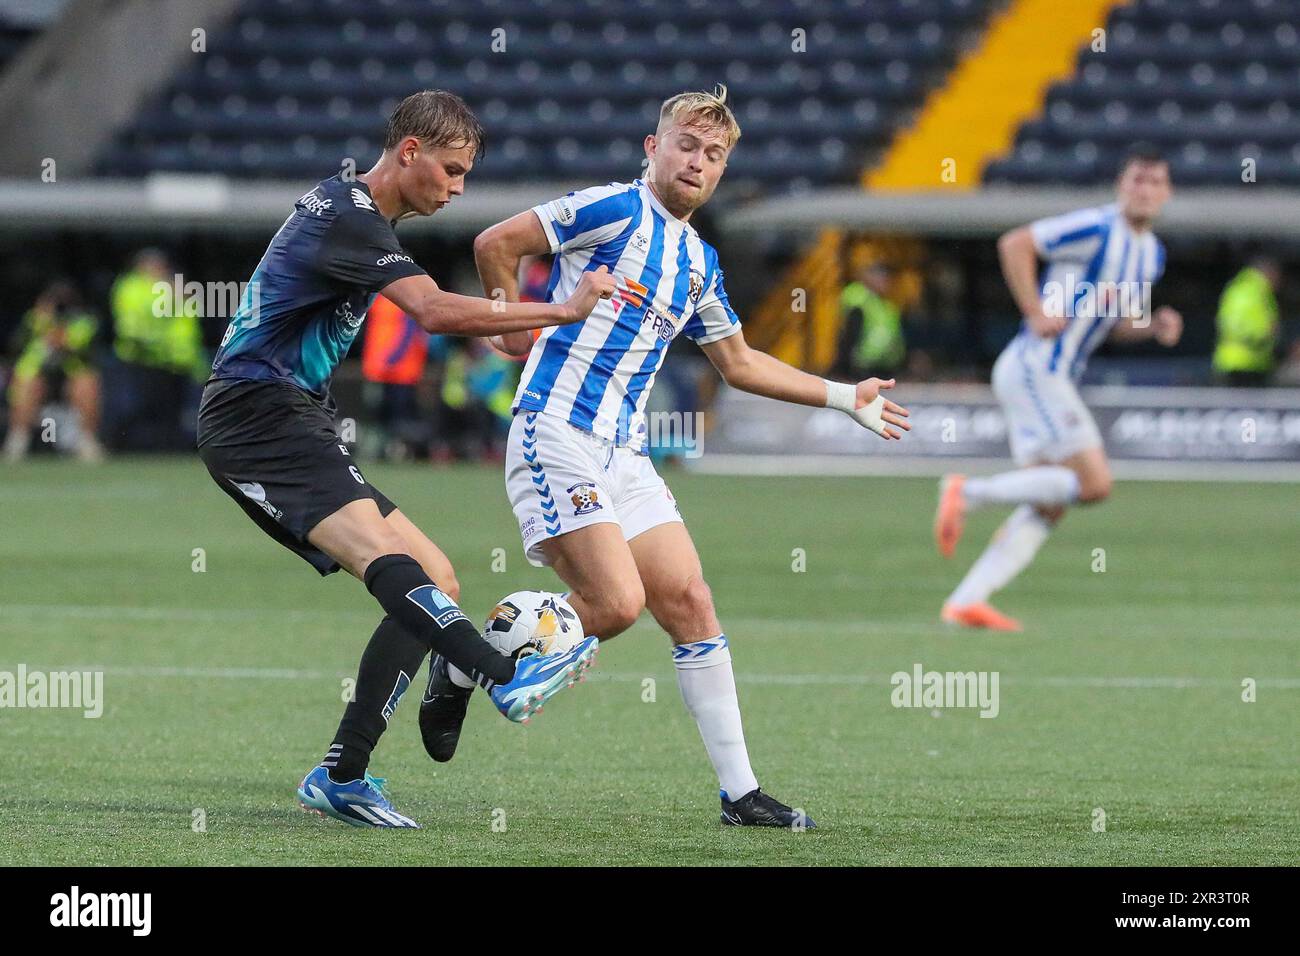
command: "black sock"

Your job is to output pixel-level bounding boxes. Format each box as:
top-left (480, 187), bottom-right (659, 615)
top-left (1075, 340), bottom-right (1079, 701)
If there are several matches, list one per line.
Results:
top-left (362, 554), bottom-right (515, 688)
top-left (324, 615), bottom-right (426, 783)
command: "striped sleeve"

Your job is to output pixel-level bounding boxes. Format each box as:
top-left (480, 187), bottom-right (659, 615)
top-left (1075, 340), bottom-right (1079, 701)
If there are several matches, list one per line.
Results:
top-left (531, 183), bottom-right (640, 255)
top-left (1030, 206), bottom-right (1110, 263)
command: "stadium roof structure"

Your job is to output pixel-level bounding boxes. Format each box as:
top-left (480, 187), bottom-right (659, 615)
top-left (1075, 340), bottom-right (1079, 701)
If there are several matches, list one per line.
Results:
top-left (1, 175), bottom-right (1298, 240)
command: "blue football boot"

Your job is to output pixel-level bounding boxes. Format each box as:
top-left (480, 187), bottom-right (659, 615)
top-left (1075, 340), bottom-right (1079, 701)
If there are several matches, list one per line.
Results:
top-left (488, 636), bottom-right (599, 722)
top-left (297, 766), bottom-right (420, 828)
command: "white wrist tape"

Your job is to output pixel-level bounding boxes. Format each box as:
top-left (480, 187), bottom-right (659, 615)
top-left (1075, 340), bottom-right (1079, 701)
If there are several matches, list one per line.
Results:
top-left (823, 379), bottom-right (856, 413)
top-left (824, 379), bottom-right (888, 436)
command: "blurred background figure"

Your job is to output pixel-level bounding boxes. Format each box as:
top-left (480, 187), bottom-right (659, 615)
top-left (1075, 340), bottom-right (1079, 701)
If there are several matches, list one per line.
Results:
top-left (518, 256), bottom-right (552, 305)
top-left (4, 279), bottom-right (102, 462)
top-left (360, 293), bottom-right (431, 461)
top-left (1213, 255), bottom-right (1282, 387)
top-left (432, 337), bottom-right (518, 462)
top-left (837, 259), bottom-right (906, 380)
top-left (103, 248), bottom-right (207, 451)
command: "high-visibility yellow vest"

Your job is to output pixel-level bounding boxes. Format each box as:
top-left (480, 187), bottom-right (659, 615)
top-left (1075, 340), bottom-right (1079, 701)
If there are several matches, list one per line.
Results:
top-left (841, 281), bottom-right (904, 369)
top-left (1213, 267), bottom-right (1278, 375)
top-left (111, 271), bottom-right (205, 377)
top-left (14, 307), bottom-right (98, 379)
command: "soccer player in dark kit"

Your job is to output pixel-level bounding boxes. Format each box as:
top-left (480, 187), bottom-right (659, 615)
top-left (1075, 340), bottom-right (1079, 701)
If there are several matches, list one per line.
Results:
top-left (197, 90), bottom-right (616, 828)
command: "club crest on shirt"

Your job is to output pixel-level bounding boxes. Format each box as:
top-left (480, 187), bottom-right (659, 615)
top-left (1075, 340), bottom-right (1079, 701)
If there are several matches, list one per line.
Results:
top-left (688, 269), bottom-right (706, 303)
top-left (567, 482), bottom-right (602, 516)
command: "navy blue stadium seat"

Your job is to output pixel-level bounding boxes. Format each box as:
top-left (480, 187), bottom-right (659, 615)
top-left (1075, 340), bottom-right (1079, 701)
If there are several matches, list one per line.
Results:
top-left (96, 0), bottom-right (997, 193)
top-left (985, 0), bottom-right (1300, 186)
top-left (0, 21), bottom-right (38, 73)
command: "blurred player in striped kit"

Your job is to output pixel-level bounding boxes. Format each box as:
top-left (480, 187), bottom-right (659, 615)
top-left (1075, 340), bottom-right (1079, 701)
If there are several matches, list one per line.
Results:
top-left (935, 146), bottom-right (1184, 631)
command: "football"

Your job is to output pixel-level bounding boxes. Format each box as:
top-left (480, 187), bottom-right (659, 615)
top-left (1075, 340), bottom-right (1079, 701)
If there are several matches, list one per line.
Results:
top-left (481, 590), bottom-right (585, 660)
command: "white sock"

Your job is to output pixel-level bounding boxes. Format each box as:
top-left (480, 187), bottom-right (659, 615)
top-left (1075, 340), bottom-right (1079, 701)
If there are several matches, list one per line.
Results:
top-left (964, 466), bottom-right (1079, 511)
top-left (948, 505), bottom-right (1052, 607)
top-left (673, 635), bottom-right (758, 801)
top-left (4, 427), bottom-right (31, 460)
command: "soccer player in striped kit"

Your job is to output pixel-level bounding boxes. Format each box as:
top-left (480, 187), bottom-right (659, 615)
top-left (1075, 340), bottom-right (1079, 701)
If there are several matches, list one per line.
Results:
top-left (420, 86), bottom-right (911, 828)
top-left (935, 146), bottom-right (1184, 631)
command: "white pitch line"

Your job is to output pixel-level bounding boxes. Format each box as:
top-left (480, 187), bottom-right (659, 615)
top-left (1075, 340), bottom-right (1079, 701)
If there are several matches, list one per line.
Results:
top-left (0, 604), bottom-right (375, 624)
top-left (4, 663), bottom-right (1298, 690)
top-left (6, 604), bottom-right (1293, 642)
top-left (0, 604), bottom-right (949, 635)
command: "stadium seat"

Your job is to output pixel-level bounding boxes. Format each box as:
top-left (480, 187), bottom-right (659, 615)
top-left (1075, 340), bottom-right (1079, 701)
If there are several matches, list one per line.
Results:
top-left (985, 0), bottom-right (1300, 186)
top-left (95, 0), bottom-right (999, 193)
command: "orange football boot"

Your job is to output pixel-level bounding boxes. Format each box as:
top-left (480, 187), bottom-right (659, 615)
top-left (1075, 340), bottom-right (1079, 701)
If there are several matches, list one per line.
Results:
top-left (941, 602), bottom-right (1023, 632)
top-left (934, 474), bottom-right (967, 558)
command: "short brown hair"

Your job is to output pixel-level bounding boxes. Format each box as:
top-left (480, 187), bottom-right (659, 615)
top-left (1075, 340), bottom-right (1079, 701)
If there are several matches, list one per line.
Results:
top-left (384, 90), bottom-right (486, 158)
top-left (1118, 142), bottom-right (1167, 176)
top-left (657, 84), bottom-right (741, 149)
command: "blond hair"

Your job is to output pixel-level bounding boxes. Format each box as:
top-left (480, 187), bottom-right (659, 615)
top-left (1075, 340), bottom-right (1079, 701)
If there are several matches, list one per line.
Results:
top-left (657, 84), bottom-right (741, 148)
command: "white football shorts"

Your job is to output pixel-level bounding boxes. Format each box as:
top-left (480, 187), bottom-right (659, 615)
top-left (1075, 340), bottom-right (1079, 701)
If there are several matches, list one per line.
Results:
top-left (991, 336), bottom-right (1103, 467)
top-left (505, 410), bottom-right (682, 565)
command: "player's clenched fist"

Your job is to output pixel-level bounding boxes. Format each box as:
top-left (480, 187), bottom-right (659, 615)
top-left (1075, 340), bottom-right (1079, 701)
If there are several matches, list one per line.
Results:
top-left (1026, 304), bottom-right (1067, 338)
top-left (1152, 305), bottom-right (1183, 346)
top-left (561, 265), bottom-right (617, 322)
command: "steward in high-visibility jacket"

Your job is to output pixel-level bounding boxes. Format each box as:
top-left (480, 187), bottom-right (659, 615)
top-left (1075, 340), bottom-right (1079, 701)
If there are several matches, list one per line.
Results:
top-left (1213, 262), bottom-right (1280, 386)
top-left (839, 264), bottom-right (905, 376)
top-left (111, 260), bottom-right (206, 381)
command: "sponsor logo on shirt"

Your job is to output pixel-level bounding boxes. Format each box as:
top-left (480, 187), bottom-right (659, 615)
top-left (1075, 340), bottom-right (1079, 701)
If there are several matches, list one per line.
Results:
top-left (611, 277), bottom-right (648, 310)
top-left (299, 190), bottom-right (333, 216)
top-left (335, 299), bottom-right (366, 332)
top-left (641, 305), bottom-right (680, 342)
top-left (550, 196), bottom-right (576, 226)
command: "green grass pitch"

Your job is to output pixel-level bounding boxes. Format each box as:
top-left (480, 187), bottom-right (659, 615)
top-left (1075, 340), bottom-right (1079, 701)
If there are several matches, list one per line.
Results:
top-left (2, 457), bottom-right (1296, 865)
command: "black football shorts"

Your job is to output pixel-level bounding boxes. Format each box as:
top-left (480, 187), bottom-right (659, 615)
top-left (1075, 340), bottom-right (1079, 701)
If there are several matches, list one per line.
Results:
top-left (197, 378), bottom-right (396, 575)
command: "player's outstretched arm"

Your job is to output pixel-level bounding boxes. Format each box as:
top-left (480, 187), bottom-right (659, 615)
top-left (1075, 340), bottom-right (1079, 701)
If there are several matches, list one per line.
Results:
top-left (473, 211), bottom-right (556, 355)
top-left (999, 225), bottom-right (1062, 337)
top-left (701, 327), bottom-right (910, 440)
top-left (380, 268), bottom-right (614, 338)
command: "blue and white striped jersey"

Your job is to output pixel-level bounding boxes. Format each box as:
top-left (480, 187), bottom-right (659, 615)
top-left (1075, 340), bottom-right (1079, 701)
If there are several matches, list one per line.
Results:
top-left (1017, 203), bottom-right (1167, 379)
top-left (513, 179), bottom-right (740, 451)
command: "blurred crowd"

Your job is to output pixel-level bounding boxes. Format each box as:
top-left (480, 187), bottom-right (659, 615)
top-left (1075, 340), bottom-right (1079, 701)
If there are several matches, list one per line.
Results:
top-left (3, 248), bottom-right (206, 462)
top-left (0, 250), bottom-right (708, 465)
top-left (3, 243), bottom-right (1294, 465)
